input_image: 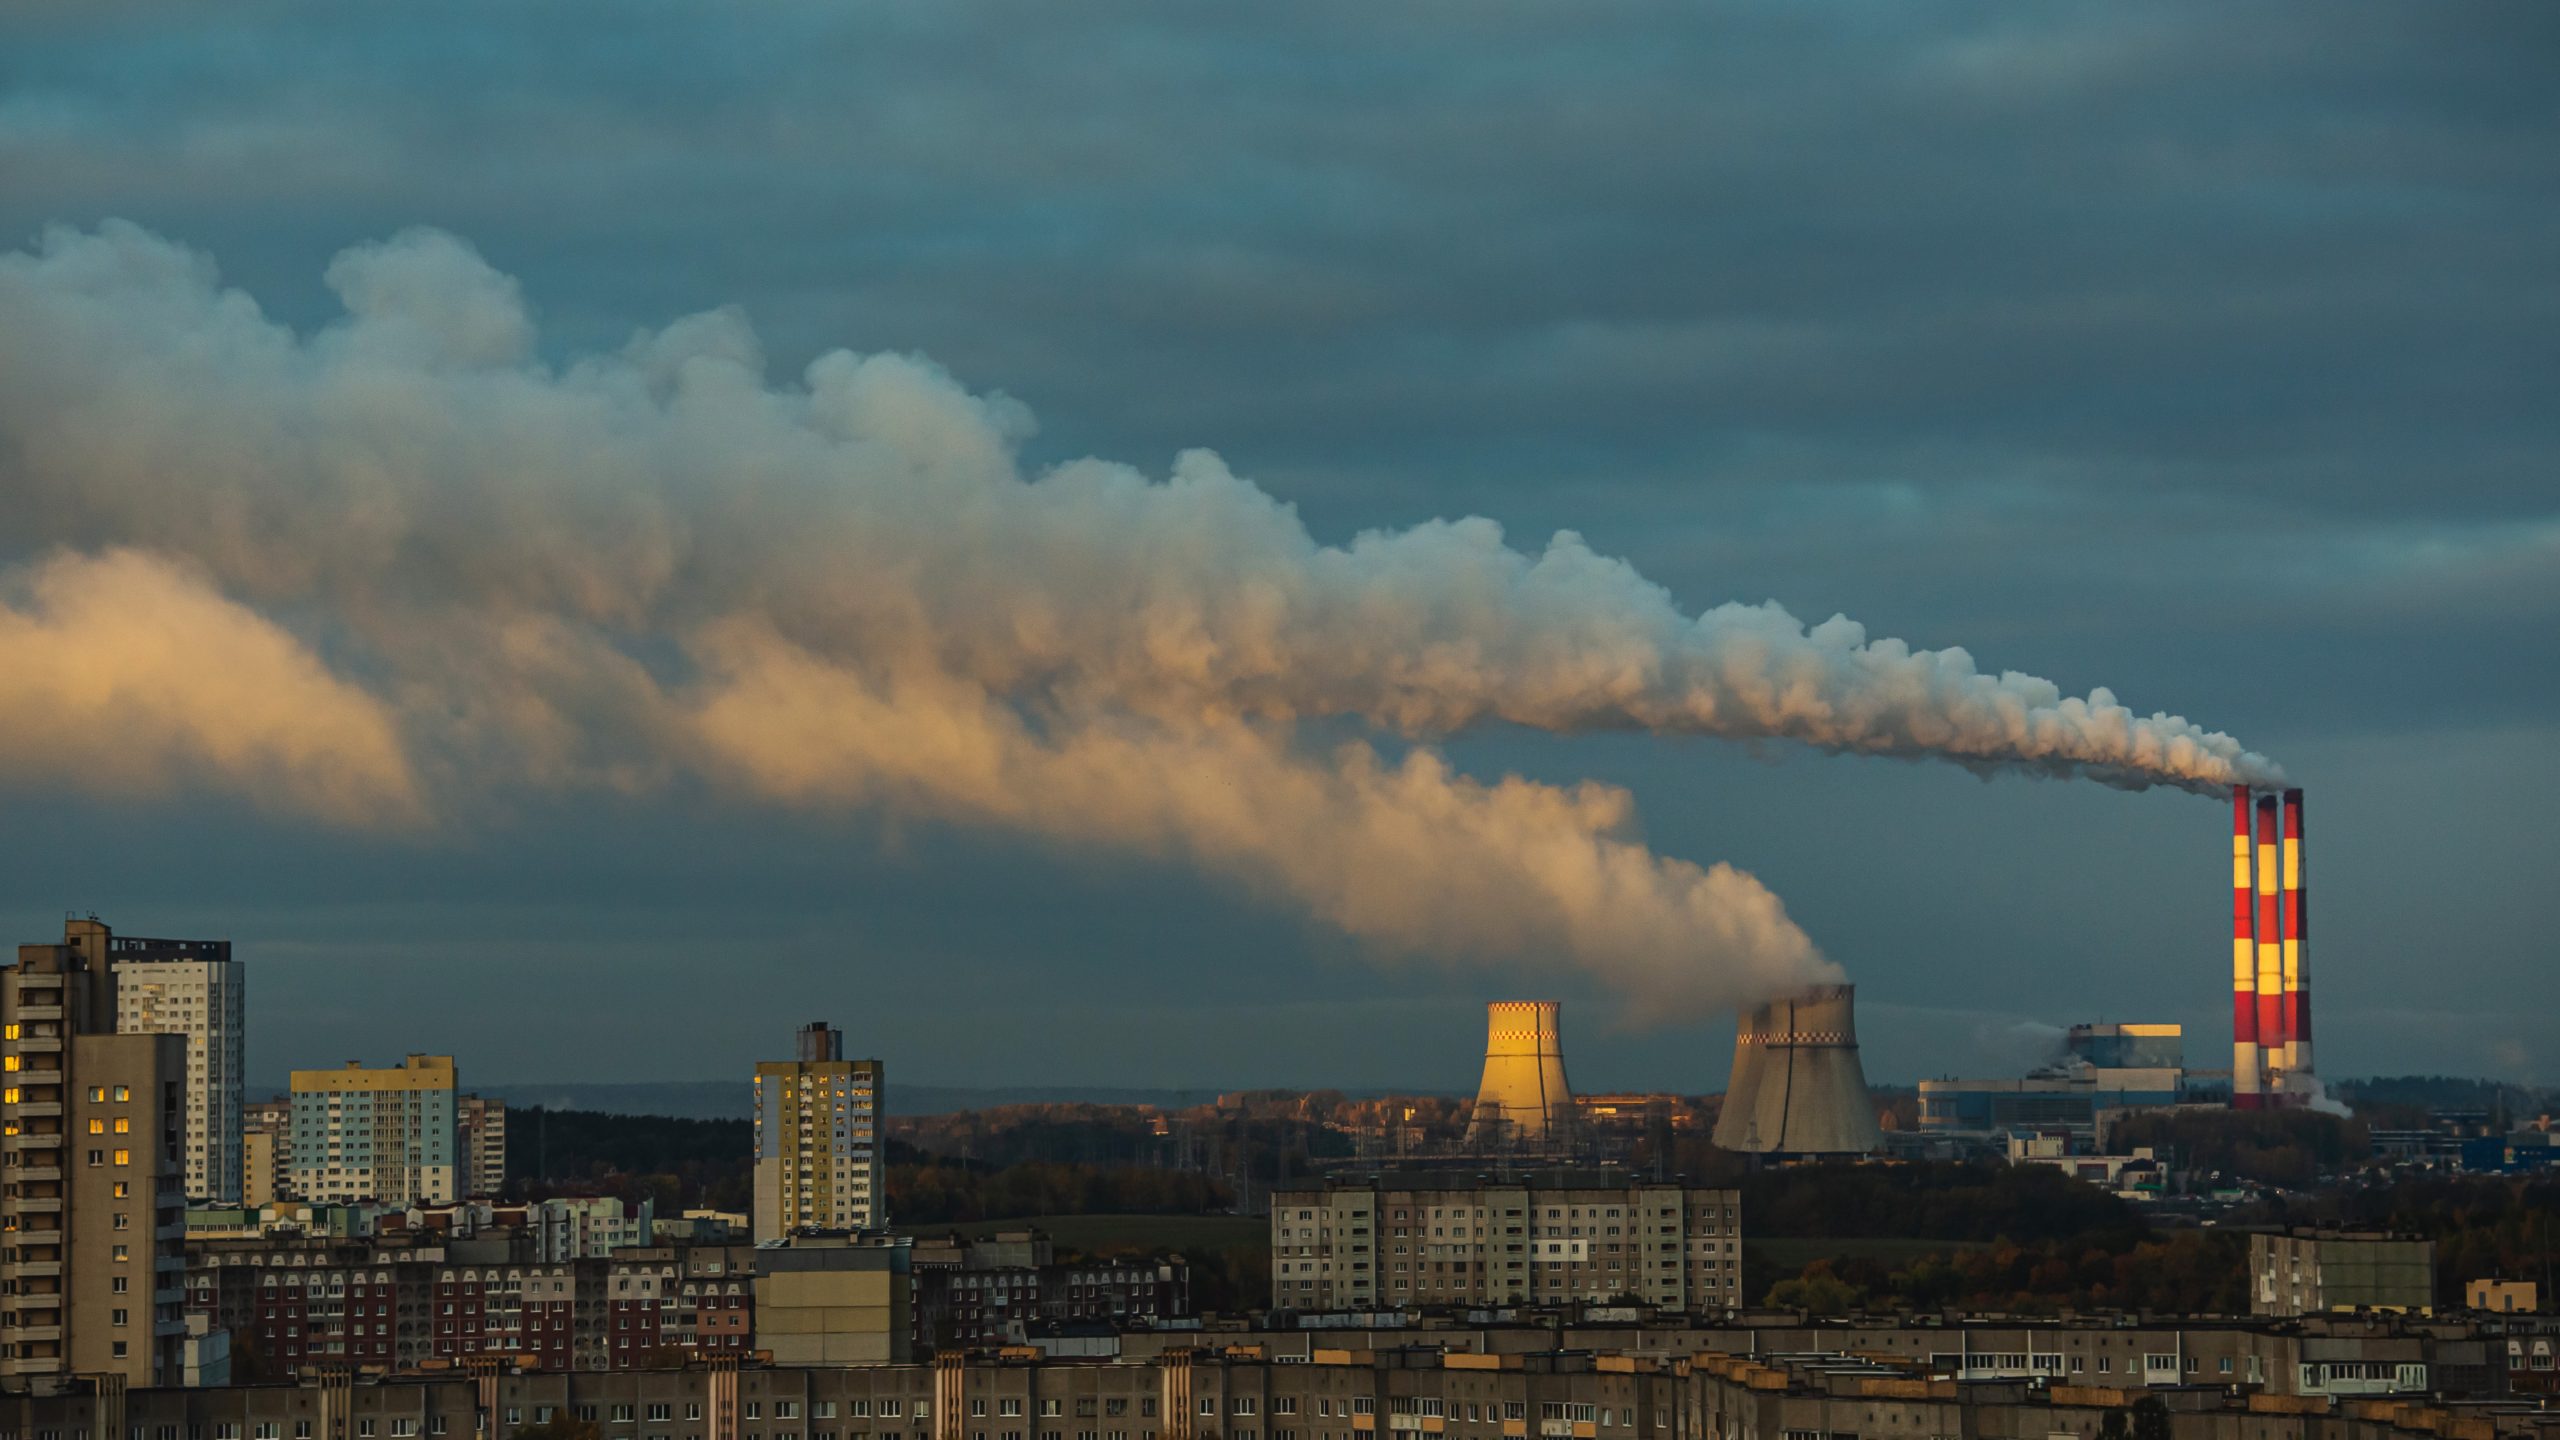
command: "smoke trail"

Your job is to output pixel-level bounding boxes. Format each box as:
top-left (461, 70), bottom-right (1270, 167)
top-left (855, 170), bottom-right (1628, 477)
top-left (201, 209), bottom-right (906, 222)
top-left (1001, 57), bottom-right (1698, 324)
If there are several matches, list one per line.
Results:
top-left (0, 223), bottom-right (2279, 1016)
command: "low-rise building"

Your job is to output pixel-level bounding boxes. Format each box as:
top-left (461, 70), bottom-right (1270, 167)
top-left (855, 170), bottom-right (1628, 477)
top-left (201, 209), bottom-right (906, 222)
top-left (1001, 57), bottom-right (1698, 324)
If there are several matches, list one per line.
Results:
top-left (2252, 1230), bottom-right (2437, 1317)
top-left (8, 1339), bottom-right (2560, 1440)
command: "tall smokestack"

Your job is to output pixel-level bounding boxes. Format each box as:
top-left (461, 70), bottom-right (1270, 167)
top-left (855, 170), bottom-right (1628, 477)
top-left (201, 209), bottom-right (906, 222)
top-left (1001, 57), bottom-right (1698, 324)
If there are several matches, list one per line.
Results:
top-left (2230, 787), bottom-right (2262, 1110)
top-left (1466, 1001), bottom-right (1575, 1146)
top-left (2283, 787), bottom-right (2313, 1091)
top-left (2254, 793), bottom-right (2285, 1101)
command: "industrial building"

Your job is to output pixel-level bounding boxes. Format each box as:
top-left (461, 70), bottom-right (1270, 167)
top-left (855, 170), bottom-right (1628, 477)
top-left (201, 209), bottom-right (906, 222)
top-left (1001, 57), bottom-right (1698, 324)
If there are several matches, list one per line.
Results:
top-left (1712, 984), bottom-right (1882, 1156)
top-left (1269, 1172), bottom-right (1742, 1312)
top-left (752, 1022), bottom-right (887, 1242)
top-left (1918, 1023), bottom-right (2192, 1136)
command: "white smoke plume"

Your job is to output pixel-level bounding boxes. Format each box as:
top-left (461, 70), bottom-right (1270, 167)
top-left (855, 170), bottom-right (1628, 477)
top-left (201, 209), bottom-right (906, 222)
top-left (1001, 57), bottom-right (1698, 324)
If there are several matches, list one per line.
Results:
top-left (0, 222), bottom-right (2282, 1017)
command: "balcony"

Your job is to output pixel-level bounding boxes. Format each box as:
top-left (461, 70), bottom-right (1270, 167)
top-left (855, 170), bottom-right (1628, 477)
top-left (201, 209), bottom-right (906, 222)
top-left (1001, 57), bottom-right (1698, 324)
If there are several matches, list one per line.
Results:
top-left (11, 1006), bottom-right (62, 1024)
top-left (11, 1195), bottom-right (63, 1214)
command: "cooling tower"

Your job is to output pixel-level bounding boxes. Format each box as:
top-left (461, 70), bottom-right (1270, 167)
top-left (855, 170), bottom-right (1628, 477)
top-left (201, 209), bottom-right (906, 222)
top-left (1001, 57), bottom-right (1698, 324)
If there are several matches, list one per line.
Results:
top-left (1712, 984), bottom-right (1884, 1156)
top-left (1465, 1000), bottom-right (1576, 1145)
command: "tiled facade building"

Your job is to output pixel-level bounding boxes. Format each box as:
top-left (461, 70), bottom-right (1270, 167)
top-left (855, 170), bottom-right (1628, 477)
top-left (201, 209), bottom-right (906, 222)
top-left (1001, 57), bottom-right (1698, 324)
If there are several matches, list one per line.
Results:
top-left (1268, 1174), bottom-right (1741, 1312)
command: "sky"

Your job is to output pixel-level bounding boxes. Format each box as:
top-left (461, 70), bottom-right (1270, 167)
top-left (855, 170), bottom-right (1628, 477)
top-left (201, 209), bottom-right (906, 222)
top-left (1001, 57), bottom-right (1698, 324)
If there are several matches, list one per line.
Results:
top-left (0, 1), bottom-right (2553, 1096)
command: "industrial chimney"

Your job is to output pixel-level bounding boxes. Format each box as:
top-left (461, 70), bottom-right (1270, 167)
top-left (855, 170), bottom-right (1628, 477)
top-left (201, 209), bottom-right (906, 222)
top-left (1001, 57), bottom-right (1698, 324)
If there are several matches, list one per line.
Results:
top-left (1466, 1000), bottom-right (1575, 1146)
top-left (1712, 984), bottom-right (1884, 1156)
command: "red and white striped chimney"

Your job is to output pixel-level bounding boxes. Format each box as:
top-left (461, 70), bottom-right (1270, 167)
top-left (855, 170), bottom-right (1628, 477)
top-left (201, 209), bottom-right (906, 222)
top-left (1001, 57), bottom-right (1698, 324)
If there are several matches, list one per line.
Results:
top-left (2230, 787), bottom-right (2262, 1110)
top-left (2283, 787), bottom-right (2313, 1090)
top-left (2255, 793), bottom-right (2286, 1101)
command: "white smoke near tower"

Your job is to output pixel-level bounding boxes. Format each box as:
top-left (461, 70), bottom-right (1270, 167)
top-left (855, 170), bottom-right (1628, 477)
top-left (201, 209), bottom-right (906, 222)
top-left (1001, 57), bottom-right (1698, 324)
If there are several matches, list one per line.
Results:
top-left (0, 223), bottom-right (2282, 1019)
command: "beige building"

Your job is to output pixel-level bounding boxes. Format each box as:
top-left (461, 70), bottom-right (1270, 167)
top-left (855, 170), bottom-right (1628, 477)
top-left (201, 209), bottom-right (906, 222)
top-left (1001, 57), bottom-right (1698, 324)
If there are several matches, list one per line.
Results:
top-left (753, 1022), bottom-right (885, 1241)
top-left (288, 1054), bottom-right (461, 1206)
top-left (1270, 1174), bottom-right (1742, 1312)
top-left (2, 921), bottom-right (191, 1386)
top-left (2467, 1278), bottom-right (2538, 1313)
top-left (2252, 1230), bottom-right (2437, 1317)
top-left (753, 1232), bottom-right (912, 1365)
top-left (240, 1098), bottom-right (288, 1207)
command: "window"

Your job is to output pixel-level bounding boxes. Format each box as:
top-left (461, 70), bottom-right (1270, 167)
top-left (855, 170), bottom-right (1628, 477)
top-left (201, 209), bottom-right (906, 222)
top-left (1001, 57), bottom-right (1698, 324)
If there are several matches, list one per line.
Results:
top-left (112, 1182), bottom-right (129, 1198)
top-left (114, 1149), bottom-right (131, 1166)
top-left (112, 1309), bottom-right (129, 1326)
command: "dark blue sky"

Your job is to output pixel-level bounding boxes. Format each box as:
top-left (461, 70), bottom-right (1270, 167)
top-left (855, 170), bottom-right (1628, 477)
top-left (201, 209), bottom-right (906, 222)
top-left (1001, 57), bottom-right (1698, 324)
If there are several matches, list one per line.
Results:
top-left (0, 2), bottom-right (2552, 1094)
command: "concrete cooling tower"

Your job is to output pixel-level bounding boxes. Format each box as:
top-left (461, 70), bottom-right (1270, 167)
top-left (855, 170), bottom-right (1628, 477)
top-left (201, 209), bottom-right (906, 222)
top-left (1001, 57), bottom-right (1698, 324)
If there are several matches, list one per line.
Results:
top-left (1712, 984), bottom-right (1884, 1156)
top-left (1465, 1000), bottom-right (1575, 1145)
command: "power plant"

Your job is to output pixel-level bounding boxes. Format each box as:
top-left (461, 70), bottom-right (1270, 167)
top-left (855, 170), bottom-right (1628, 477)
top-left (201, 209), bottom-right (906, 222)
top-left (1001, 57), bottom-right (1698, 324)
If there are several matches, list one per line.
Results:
top-left (2230, 785), bottom-right (2316, 1108)
top-left (1712, 983), bottom-right (1884, 1156)
top-left (1465, 1000), bottom-right (1576, 1146)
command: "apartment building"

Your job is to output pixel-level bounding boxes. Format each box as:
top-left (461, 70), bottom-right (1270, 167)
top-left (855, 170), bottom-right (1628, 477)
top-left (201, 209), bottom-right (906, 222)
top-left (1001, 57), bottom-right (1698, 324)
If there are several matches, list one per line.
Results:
top-left (241, 1099), bottom-right (289, 1208)
top-left (459, 1095), bottom-right (508, 1198)
top-left (110, 931), bottom-right (246, 1204)
top-left (911, 1230), bottom-right (1189, 1353)
top-left (752, 1022), bottom-right (885, 1242)
top-left (12, 1343), bottom-right (2559, 1440)
top-left (605, 1245), bottom-right (757, 1369)
top-left (186, 1234), bottom-right (757, 1378)
top-left (289, 1055), bottom-right (461, 1207)
top-left (2253, 1230), bottom-right (2438, 1317)
top-left (1269, 1172), bottom-right (1742, 1312)
top-left (1, 922), bottom-right (192, 1386)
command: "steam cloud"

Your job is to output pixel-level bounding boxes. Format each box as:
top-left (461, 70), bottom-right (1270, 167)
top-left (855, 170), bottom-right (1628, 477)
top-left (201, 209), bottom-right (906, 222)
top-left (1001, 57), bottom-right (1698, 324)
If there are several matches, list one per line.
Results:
top-left (0, 222), bottom-right (2281, 1017)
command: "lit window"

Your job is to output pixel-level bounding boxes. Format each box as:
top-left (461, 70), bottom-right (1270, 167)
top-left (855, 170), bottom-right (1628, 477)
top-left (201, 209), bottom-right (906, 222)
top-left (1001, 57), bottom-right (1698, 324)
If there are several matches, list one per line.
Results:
top-left (113, 1148), bottom-right (131, 1166)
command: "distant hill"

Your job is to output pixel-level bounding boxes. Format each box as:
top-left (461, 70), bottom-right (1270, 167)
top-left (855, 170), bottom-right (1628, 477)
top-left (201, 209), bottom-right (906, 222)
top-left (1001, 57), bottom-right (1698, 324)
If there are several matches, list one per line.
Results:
top-left (470, 1081), bottom-right (1237, 1119)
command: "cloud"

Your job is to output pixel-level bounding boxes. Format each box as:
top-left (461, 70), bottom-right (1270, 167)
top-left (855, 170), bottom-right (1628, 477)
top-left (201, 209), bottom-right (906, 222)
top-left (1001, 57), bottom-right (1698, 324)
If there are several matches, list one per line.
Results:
top-left (0, 222), bottom-right (2282, 1016)
top-left (0, 548), bottom-right (420, 825)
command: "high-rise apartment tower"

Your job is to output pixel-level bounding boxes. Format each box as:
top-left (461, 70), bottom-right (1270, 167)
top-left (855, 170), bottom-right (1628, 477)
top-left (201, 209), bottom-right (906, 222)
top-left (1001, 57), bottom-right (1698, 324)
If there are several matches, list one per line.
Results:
top-left (752, 1022), bottom-right (885, 1242)
top-left (288, 1055), bottom-right (461, 1206)
top-left (108, 928), bottom-right (245, 1203)
top-left (2, 923), bottom-right (191, 1386)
